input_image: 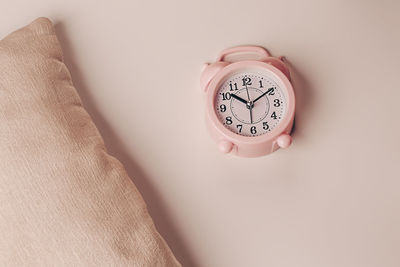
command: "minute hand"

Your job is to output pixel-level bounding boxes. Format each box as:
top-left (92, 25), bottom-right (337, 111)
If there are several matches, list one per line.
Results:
top-left (253, 88), bottom-right (274, 104)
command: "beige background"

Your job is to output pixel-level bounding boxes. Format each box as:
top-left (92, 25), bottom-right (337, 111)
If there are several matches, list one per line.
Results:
top-left (1, 1), bottom-right (399, 266)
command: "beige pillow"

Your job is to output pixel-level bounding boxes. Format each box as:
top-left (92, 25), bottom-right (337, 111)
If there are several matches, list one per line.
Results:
top-left (0, 17), bottom-right (180, 267)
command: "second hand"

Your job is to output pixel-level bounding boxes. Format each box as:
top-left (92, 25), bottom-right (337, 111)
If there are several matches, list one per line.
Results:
top-left (245, 84), bottom-right (253, 124)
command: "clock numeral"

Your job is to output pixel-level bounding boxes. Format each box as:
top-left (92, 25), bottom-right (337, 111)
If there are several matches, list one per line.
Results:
top-left (226, 116), bottom-right (233, 125)
top-left (236, 124), bottom-right (242, 133)
top-left (274, 99), bottom-right (281, 107)
top-left (250, 126), bottom-right (257, 135)
top-left (219, 104), bottom-right (226, 112)
top-left (271, 111), bottom-right (277, 120)
top-left (268, 88), bottom-right (275, 95)
top-left (242, 77), bottom-right (252, 86)
top-left (263, 122), bottom-right (269, 130)
top-left (229, 82), bottom-right (238, 91)
top-left (259, 80), bottom-right (264, 88)
top-left (221, 92), bottom-right (231, 101)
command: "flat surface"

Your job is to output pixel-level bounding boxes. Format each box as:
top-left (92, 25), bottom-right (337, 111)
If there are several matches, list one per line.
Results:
top-left (1, 1), bottom-right (400, 266)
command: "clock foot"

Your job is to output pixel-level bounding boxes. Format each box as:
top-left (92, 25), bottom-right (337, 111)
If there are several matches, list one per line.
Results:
top-left (277, 134), bottom-right (292, 149)
top-left (218, 140), bottom-right (233, 153)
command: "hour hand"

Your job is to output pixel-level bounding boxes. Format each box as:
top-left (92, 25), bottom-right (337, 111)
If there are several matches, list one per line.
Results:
top-left (231, 93), bottom-right (248, 104)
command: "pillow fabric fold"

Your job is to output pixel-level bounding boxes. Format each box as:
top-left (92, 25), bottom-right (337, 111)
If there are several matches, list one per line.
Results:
top-left (0, 17), bottom-right (180, 267)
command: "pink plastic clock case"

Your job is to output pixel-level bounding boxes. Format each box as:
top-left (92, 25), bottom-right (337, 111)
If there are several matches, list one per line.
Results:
top-left (203, 59), bottom-right (295, 157)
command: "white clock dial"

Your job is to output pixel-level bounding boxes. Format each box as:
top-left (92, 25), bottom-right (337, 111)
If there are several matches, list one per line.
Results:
top-left (215, 72), bottom-right (286, 137)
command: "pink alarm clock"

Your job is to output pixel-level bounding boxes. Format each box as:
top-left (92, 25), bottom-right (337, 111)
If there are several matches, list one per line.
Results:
top-left (200, 45), bottom-right (295, 157)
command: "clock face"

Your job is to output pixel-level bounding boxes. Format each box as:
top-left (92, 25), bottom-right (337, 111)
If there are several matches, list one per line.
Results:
top-left (215, 71), bottom-right (286, 137)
